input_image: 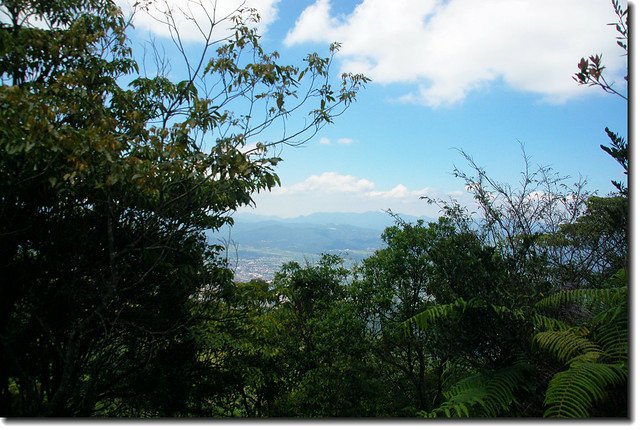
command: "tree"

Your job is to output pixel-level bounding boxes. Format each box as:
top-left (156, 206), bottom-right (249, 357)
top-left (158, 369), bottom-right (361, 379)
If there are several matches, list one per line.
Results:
top-left (188, 255), bottom-right (384, 417)
top-left (352, 213), bottom-right (518, 416)
top-left (265, 255), bottom-right (382, 417)
top-left (353, 218), bottom-right (437, 415)
top-left (0, 0), bottom-right (367, 416)
top-left (398, 210), bottom-right (540, 418)
top-left (409, 148), bottom-right (628, 418)
top-left (188, 277), bottom-right (286, 417)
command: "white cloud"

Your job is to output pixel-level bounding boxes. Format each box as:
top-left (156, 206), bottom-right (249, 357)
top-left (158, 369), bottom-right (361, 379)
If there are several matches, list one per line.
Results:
top-left (117, 0), bottom-right (280, 43)
top-left (247, 171), bottom-right (462, 217)
top-left (285, 0), bottom-right (627, 107)
top-left (284, 0), bottom-right (337, 45)
top-left (318, 136), bottom-right (355, 145)
top-left (280, 172), bottom-right (375, 194)
top-left (366, 184), bottom-right (407, 199)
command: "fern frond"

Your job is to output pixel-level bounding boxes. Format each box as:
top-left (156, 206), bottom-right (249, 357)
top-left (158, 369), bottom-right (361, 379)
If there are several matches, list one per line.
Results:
top-left (428, 373), bottom-right (485, 418)
top-left (491, 304), bottom-right (526, 320)
top-left (592, 311), bottom-right (628, 362)
top-left (536, 287), bottom-right (626, 311)
top-left (544, 362), bottom-right (626, 418)
top-left (428, 362), bottom-right (532, 418)
top-left (538, 281), bottom-right (628, 418)
top-left (533, 313), bottom-right (571, 331)
top-left (534, 328), bottom-right (602, 363)
top-left (406, 297), bottom-right (475, 331)
top-left (408, 297), bottom-right (527, 333)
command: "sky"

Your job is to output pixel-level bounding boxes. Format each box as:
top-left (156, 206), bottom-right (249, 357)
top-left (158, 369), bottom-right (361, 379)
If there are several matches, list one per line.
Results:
top-left (117, 0), bottom-right (629, 219)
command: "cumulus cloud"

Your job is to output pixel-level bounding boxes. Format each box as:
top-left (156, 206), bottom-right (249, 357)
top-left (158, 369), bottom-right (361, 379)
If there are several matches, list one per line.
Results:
top-left (280, 172), bottom-right (375, 194)
top-left (117, 0), bottom-right (280, 43)
top-left (285, 0), bottom-right (627, 107)
top-left (366, 184), bottom-right (430, 199)
top-left (248, 171), bottom-right (456, 217)
top-left (318, 137), bottom-right (331, 145)
top-left (278, 172), bottom-right (434, 200)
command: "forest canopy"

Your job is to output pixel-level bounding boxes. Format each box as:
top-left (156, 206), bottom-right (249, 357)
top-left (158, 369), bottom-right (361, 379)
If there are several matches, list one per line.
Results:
top-left (0, 0), bottom-right (628, 418)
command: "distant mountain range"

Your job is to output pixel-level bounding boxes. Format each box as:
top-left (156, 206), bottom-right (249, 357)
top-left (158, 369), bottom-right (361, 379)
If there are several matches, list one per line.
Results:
top-left (223, 220), bottom-right (383, 253)
top-left (232, 210), bottom-right (425, 231)
top-left (208, 211), bottom-right (433, 281)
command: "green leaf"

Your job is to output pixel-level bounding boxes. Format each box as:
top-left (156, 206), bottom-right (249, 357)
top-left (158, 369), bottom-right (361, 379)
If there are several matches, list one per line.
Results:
top-left (543, 362), bottom-right (626, 418)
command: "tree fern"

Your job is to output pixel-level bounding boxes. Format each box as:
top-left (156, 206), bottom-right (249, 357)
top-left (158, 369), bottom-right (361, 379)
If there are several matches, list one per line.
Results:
top-left (593, 316), bottom-right (627, 362)
top-left (424, 373), bottom-right (485, 418)
top-left (533, 328), bottom-right (602, 364)
top-left (533, 313), bottom-right (571, 331)
top-left (407, 297), bottom-right (526, 332)
top-left (406, 297), bottom-right (475, 332)
top-left (536, 286), bottom-right (626, 312)
top-left (543, 362), bottom-right (626, 418)
top-left (409, 268), bottom-right (627, 418)
top-left (535, 273), bottom-right (627, 418)
top-left (409, 297), bottom-right (533, 417)
top-left (426, 362), bottom-right (533, 418)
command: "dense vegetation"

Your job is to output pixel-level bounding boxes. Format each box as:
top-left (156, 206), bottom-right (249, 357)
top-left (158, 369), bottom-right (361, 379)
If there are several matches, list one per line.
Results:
top-left (0, 0), bottom-right (628, 418)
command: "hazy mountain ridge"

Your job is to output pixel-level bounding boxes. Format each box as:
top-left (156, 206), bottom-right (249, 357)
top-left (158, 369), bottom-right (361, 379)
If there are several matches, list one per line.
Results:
top-left (233, 210), bottom-right (424, 231)
top-left (225, 220), bottom-right (383, 253)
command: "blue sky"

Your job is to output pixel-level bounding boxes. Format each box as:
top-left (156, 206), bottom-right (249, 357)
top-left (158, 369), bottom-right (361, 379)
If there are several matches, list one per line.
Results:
top-left (118, 0), bottom-right (629, 218)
